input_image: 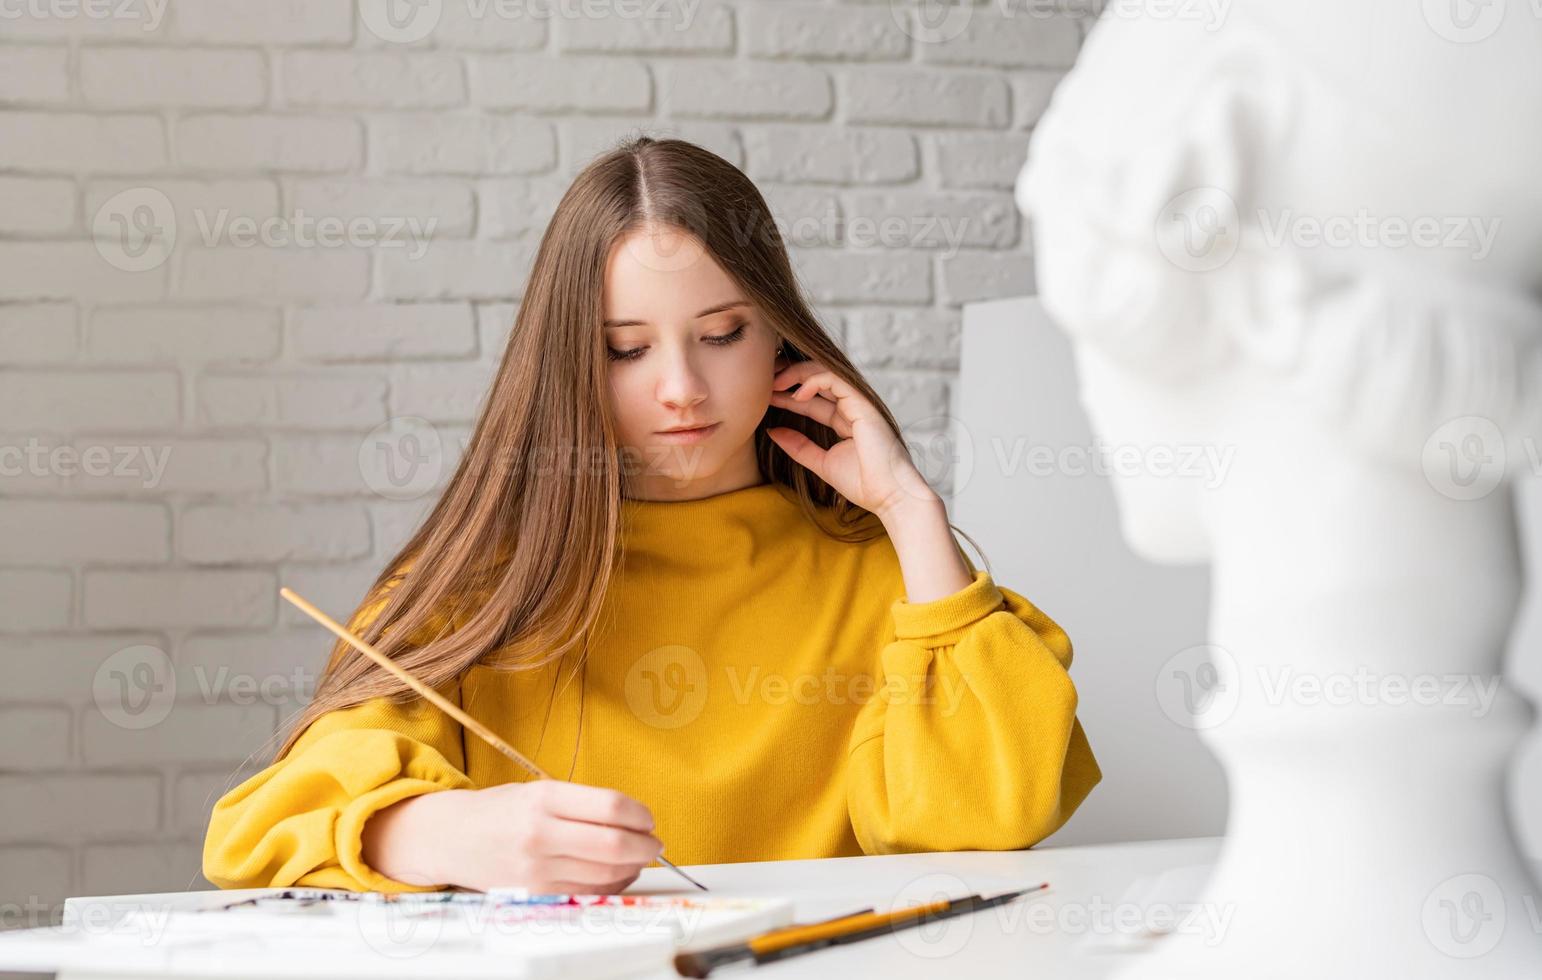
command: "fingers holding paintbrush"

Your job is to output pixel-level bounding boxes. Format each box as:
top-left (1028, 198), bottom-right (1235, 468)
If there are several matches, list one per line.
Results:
top-left (373, 780), bottom-right (667, 894)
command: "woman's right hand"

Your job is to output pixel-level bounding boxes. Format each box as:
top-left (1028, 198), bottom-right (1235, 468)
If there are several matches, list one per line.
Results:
top-left (362, 780), bottom-right (664, 894)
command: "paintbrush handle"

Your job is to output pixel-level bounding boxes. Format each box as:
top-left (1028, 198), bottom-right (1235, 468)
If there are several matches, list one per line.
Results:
top-left (280, 587), bottom-right (547, 779)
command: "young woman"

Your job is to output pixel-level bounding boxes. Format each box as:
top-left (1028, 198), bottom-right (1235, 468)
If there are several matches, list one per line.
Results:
top-left (203, 137), bottom-right (1100, 896)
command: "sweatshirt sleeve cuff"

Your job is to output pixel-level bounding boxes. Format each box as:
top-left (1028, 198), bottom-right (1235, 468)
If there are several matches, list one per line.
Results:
top-left (889, 569), bottom-right (1007, 647)
top-left (335, 779), bottom-right (458, 893)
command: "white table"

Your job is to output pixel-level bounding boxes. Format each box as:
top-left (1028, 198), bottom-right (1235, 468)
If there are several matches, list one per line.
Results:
top-left (47, 837), bottom-right (1221, 979)
top-left (627, 836), bottom-right (1220, 979)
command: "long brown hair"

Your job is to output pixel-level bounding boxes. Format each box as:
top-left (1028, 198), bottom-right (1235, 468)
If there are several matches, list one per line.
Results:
top-left (270, 135), bottom-right (981, 762)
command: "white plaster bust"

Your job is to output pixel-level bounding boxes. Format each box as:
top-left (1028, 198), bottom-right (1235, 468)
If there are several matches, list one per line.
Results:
top-left (1018, 5), bottom-right (1542, 976)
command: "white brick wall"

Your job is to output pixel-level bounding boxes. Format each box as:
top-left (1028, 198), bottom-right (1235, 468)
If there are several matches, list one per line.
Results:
top-left (0, 0), bottom-right (1089, 919)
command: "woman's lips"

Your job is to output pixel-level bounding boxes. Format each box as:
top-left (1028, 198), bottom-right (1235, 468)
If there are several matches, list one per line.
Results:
top-left (654, 422), bottom-right (720, 443)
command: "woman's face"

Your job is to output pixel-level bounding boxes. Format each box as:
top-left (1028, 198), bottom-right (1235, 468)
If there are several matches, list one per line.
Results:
top-left (603, 223), bottom-right (783, 501)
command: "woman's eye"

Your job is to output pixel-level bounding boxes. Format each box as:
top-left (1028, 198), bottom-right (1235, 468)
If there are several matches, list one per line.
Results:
top-left (706, 322), bottom-right (749, 346)
top-left (606, 322), bottom-right (748, 363)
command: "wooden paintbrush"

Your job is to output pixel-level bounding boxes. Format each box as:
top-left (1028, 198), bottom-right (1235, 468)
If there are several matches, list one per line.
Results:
top-left (279, 586), bottom-right (709, 893)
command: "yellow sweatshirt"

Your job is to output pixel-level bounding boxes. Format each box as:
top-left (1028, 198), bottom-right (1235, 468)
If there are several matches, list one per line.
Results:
top-left (203, 481), bottom-right (1100, 892)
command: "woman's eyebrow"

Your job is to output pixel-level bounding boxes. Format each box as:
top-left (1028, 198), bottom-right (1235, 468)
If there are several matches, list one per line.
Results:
top-left (603, 300), bottom-right (749, 329)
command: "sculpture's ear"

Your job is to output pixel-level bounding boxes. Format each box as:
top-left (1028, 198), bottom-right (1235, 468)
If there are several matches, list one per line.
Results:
top-left (1017, 28), bottom-right (1295, 375)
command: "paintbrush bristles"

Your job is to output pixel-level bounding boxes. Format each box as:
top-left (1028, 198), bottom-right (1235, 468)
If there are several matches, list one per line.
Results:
top-left (277, 586), bottom-right (548, 780)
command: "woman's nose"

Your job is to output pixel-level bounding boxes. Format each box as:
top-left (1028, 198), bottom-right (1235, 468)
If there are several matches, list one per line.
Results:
top-left (656, 349), bottom-right (708, 409)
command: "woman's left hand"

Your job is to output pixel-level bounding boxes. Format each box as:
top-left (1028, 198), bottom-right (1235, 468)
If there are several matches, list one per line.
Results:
top-left (766, 360), bottom-right (940, 519)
